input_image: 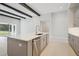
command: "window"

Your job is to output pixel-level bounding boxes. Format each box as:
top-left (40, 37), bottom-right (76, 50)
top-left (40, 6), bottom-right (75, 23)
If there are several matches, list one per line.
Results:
top-left (0, 23), bottom-right (16, 36)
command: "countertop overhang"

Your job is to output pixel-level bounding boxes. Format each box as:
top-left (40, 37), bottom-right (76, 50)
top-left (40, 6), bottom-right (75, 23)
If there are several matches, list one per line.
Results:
top-left (8, 32), bottom-right (48, 41)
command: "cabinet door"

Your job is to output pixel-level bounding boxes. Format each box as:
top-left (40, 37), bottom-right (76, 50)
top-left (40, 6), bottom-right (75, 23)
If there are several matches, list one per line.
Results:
top-left (46, 34), bottom-right (48, 45)
top-left (7, 37), bottom-right (27, 56)
top-left (68, 34), bottom-right (74, 48)
top-left (32, 37), bottom-right (40, 56)
top-left (74, 36), bottom-right (79, 55)
top-left (43, 35), bottom-right (47, 48)
top-left (40, 36), bottom-right (44, 51)
top-left (40, 35), bottom-right (47, 52)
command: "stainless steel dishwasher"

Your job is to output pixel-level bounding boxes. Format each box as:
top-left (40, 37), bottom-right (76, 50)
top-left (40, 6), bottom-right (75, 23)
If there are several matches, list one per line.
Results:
top-left (32, 37), bottom-right (40, 56)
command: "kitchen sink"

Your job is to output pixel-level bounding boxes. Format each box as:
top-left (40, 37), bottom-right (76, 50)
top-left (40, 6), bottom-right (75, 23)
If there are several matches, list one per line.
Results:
top-left (36, 33), bottom-right (43, 35)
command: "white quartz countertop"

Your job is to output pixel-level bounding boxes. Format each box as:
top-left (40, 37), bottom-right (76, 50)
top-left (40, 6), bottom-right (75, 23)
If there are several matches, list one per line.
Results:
top-left (8, 32), bottom-right (48, 41)
top-left (69, 27), bottom-right (79, 37)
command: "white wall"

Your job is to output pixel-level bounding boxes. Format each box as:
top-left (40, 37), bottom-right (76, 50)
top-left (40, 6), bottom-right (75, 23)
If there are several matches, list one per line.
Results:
top-left (39, 11), bottom-right (69, 42)
top-left (51, 11), bottom-right (68, 42)
top-left (20, 18), bottom-right (35, 37)
top-left (20, 16), bottom-right (40, 37)
top-left (37, 11), bottom-right (69, 42)
top-left (39, 13), bottom-right (52, 42)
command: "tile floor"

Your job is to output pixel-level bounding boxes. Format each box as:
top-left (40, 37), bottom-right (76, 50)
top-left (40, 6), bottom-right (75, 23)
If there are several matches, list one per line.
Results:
top-left (40, 39), bottom-right (76, 56)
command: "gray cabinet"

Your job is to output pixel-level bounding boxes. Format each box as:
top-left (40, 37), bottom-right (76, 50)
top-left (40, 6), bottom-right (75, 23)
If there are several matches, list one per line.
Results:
top-left (40, 36), bottom-right (44, 51)
top-left (74, 36), bottom-right (79, 55)
top-left (68, 34), bottom-right (74, 49)
top-left (40, 34), bottom-right (48, 53)
top-left (7, 34), bottom-right (48, 56)
top-left (68, 34), bottom-right (79, 55)
top-left (32, 34), bottom-right (48, 56)
top-left (7, 37), bottom-right (32, 56)
top-left (32, 37), bottom-right (40, 56)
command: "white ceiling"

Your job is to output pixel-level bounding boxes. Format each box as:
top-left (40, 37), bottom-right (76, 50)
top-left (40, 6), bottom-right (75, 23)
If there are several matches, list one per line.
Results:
top-left (0, 3), bottom-right (70, 18)
top-left (28, 3), bottom-right (70, 15)
top-left (0, 3), bottom-right (37, 18)
top-left (7, 3), bottom-right (37, 16)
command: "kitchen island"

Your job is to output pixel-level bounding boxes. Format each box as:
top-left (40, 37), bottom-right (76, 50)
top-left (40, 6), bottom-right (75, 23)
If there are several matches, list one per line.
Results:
top-left (7, 32), bottom-right (48, 56)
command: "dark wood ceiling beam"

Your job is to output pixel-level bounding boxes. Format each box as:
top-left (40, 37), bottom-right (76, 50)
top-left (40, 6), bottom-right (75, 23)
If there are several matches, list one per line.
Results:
top-left (0, 13), bottom-right (20, 20)
top-left (0, 9), bottom-right (26, 19)
top-left (0, 3), bottom-right (32, 18)
top-left (19, 3), bottom-right (40, 16)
